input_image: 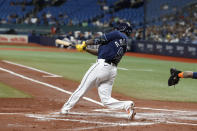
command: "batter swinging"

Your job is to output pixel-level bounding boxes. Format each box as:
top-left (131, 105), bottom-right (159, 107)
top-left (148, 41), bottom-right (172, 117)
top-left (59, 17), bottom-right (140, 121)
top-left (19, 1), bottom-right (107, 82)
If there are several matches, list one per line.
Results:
top-left (61, 22), bottom-right (135, 120)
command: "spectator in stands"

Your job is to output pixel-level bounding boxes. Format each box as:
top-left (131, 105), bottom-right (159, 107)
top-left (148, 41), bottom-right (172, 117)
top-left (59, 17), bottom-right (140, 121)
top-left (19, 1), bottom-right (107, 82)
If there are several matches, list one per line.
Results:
top-left (0, 19), bottom-right (7, 24)
top-left (59, 12), bottom-right (68, 19)
top-left (191, 33), bottom-right (197, 44)
top-left (5, 29), bottom-right (17, 34)
top-left (46, 11), bottom-right (52, 19)
top-left (48, 18), bottom-right (57, 25)
top-left (68, 20), bottom-right (73, 26)
top-left (78, 32), bottom-right (86, 41)
top-left (84, 31), bottom-right (92, 39)
top-left (93, 20), bottom-right (103, 27)
top-left (82, 21), bottom-right (88, 27)
top-left (66, 31), bottom-right (74, 39)
top-left (135, 29), bottom-right (143, 40)
top-left (30, 16), bottom-right (38, 24)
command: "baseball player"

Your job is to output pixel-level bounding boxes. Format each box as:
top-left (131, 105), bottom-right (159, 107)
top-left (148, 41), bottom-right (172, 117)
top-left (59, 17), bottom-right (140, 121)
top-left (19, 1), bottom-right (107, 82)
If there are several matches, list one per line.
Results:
top-left (168, 68), bottom-right (197, 86)
top-left (61, 22), bottom-right (135, 120)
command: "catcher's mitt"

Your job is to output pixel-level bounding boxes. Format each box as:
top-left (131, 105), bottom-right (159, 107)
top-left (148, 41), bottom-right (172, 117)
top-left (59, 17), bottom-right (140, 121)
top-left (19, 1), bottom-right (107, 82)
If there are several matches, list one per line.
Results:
top-left (168, 68), bottom-right (181, 86)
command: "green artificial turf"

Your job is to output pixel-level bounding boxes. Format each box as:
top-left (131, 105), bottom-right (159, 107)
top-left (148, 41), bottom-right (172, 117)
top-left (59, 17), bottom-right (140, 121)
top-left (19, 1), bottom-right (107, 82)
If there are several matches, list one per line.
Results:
top-left (0, 82), bottom-right (31, 98)
top-left (0, 45), bottom-right (196, 102)
top-left (0, 45), bottom-right (46, 49)
top-left (114, 56), bottom-right (197, 102)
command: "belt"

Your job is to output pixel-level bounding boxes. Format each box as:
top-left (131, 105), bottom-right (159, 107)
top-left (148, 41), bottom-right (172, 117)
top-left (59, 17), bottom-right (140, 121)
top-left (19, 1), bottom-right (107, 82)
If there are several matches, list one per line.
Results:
top-left (97, 59), bottom-right (117, 66)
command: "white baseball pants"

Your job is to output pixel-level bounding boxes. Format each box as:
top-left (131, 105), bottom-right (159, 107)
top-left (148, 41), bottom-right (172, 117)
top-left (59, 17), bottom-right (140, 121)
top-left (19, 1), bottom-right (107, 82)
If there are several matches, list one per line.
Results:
top-left (61, 59), bottom-right (134, 111)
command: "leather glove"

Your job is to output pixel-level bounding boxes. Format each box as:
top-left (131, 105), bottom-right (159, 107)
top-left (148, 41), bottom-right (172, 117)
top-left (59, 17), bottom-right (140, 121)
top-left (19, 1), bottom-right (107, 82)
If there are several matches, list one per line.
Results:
top-left (168, 68), bottom-right (181, 86)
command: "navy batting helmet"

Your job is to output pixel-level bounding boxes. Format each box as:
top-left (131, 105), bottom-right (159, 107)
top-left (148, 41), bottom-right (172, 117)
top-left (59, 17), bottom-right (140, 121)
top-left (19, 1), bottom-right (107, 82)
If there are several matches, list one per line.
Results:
top-left (115, 22), bottom-right (132, 36)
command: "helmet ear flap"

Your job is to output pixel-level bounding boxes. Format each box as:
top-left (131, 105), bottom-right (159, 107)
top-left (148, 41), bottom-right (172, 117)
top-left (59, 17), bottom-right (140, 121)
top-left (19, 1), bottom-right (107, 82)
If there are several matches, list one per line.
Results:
top-left (119, 26), bottom-right (127, 32)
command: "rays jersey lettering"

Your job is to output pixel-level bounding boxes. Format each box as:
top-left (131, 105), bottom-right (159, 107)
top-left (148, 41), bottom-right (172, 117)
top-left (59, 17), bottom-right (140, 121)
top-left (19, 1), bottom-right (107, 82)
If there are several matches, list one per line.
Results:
top-left (97, 30), bottom-right (128, 65)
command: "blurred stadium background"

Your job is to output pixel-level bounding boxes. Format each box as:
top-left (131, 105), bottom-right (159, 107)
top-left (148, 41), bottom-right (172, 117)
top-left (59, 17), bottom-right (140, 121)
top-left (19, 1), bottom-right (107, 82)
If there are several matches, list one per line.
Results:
top-left (0, 0), bottom-right (197, 57)
top-left (1, 2), bottom-right (197, 130)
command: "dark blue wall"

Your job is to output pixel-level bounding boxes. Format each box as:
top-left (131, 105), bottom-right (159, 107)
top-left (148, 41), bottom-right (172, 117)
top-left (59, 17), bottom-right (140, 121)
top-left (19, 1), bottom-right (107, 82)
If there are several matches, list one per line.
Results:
top-left (130, 41), bottom-right (197, 59)
top-left (29, 36), bottom-right (56, 46)
top-left (29, 35), bottom-right (197, 59)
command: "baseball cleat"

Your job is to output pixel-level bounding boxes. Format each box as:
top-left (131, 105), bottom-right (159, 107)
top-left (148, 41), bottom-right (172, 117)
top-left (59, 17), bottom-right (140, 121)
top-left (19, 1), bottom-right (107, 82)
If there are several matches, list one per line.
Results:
top-left (60, 109), bottom-right (69, 115)
top-left (127, 107), bottom-right (136, 120)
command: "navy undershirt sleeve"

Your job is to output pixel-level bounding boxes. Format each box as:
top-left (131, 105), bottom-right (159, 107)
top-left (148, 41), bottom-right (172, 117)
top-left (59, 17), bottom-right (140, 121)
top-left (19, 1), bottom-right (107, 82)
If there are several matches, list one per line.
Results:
top-left (193, 72), bottom-right (197, 79)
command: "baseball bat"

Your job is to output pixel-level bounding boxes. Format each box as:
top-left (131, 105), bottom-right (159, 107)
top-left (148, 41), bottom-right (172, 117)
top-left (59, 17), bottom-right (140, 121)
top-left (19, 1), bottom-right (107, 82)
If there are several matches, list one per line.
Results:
top-left (55, 39), bottom-right (75, 47)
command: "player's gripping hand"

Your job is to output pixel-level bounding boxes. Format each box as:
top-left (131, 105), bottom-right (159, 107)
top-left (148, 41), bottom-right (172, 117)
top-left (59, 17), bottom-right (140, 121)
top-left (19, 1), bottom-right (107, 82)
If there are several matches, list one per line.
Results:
top-left (75, 44), bottom-right (83, 52)
top-left (76, 41), bottom-right (87, 52)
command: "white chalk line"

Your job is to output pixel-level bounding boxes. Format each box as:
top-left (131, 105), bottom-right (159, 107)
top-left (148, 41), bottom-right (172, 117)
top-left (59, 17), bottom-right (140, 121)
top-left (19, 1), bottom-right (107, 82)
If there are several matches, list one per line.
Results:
top-left (1, 63), bottom-right (195, 114)
top-left (165, 121), bottom-right (197, 126)
top-left (25, 113), bottom-right (155, 127)
top-left (34, 111), bottom-right (197, 126)
top-left (117, 67), bottom-right (129, 70)
top-left (0, 63), bottom-right (196, 129)
top-left (2, 60), bottom-right (62, 77)
top-left (90, 63), bottom-right (153, 71)
top-left (67, 125), bottom-right (118, 131)
top-left (2, 111), bottom-right (195, 129)
top-left (0, 113), bottom-right (23, 115)
top-left (1, 111), bottom-right (197, 128)
top-left (117, 67), bottom-right (153, 72)
top-left (0, 67), bottom-right (103, 106)
top-left (128, 68), bottom-right (153, 72)
top-left (94, 107), bottom-right (197, 114)
top-left (63, 111), bottom-right (197, 123)
top-left (135, 107), bottom-right (197, 113)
